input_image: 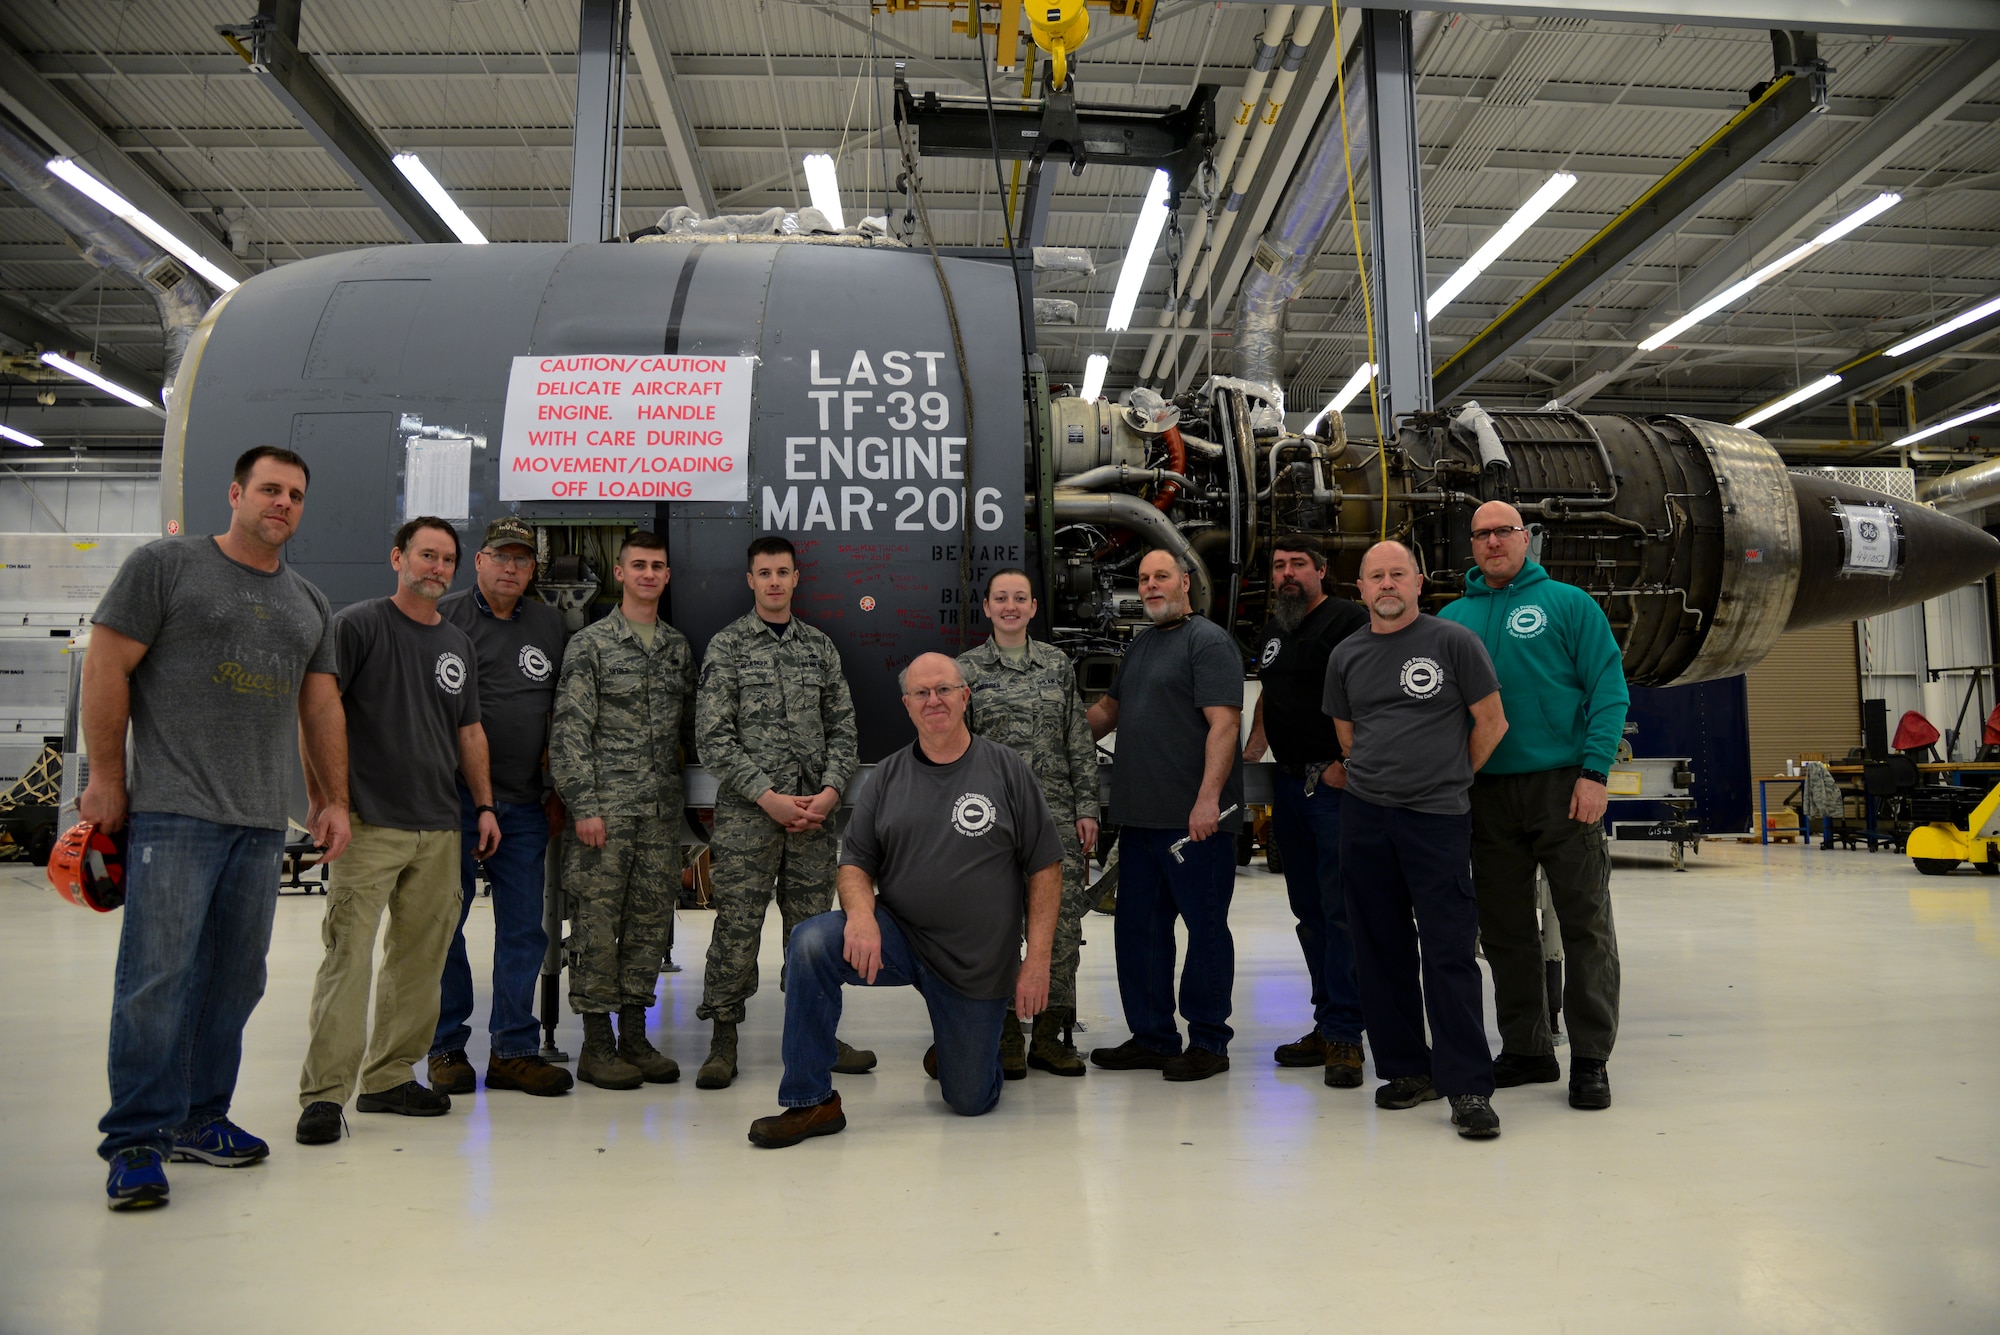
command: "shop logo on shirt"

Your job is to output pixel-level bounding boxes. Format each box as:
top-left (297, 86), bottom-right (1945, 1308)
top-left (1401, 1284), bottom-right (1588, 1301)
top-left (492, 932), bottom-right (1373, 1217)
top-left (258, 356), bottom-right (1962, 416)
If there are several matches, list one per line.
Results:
top-left (435, 651), bottom-right (468, 695)
top-left (1507, 605), bottom-right (1548, 639)
top-left (951, 791), bottom-right (997, 838)
top-left (519, 644), bottom-right (553, 682)
top-left (1260, 637), bottom-right (1282, 667)
top-left (1400, 656), bottom-right (1443, 699)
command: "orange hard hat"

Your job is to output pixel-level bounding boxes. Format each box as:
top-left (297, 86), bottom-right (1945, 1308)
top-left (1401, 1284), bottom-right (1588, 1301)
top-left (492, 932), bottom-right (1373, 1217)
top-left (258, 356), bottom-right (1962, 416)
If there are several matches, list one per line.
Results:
top-left (47, 821), bottom-right (126, 912)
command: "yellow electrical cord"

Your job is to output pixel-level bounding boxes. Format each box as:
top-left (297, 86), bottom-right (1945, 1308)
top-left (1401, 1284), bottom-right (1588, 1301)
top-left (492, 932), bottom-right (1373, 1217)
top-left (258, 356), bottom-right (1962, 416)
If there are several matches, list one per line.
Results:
top-left (1328, 2), bottom-right (1388, 541)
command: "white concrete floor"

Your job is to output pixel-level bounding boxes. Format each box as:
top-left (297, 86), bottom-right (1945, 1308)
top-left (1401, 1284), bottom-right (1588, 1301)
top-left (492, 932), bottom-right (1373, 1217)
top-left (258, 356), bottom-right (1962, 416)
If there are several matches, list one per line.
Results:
top-left (1, 841), bottom-right (1996, 1333)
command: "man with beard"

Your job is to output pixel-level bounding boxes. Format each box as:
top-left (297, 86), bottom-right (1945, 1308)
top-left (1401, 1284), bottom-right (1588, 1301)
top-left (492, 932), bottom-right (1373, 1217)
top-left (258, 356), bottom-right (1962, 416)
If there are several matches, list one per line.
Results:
top-left (296, 517), bottom-right (501, 1144)
top-left (1241, 536), bottom-right (1369, 1088)
top-left (1085, 549), bottom-right (1245, 1082)
top-left (1324, 541), bottom-right (1507, 1140)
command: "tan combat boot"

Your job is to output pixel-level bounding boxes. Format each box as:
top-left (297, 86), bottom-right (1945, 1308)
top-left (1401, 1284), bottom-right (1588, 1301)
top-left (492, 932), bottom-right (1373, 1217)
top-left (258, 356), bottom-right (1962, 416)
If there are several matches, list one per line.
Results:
top-left (695, 1021), bottom-right (738, 1090)
top-left (617, 1005), bottom-right (681, 1084)
top-left (1027, 1006), bottom-right (1086, 1077)
top-left (1000, 1010), bottom-right (1028, 1080)
top-left (576, 1012), bottom-right (643, 1090)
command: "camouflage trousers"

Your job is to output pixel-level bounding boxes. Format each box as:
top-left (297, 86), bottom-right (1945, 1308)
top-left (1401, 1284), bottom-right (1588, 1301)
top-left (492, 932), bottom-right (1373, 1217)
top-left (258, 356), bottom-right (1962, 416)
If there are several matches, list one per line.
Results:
top-left (564, 814), bottom-right (681, 1015)
top-left (1046, 821), bottom-right (1098, 1011)
top-left (696, 796), bottom-right (837, 1025)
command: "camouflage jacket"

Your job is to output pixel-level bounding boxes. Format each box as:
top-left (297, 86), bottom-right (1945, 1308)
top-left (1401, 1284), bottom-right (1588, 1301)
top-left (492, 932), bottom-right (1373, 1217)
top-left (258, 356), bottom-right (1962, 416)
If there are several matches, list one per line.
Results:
top-left (959, 637), bottom-right (1100, 824)
top-left (696, 611), bottom-right (859, 806)
top-left (550, 609), bottom-right (697, 819)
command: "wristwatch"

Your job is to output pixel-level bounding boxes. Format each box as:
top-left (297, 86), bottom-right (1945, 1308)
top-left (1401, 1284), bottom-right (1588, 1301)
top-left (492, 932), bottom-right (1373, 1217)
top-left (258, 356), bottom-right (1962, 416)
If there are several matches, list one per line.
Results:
top-left (1578, 769), bottom-right (1608, 785)
top-left (474, 804), bottom-right (498, 816)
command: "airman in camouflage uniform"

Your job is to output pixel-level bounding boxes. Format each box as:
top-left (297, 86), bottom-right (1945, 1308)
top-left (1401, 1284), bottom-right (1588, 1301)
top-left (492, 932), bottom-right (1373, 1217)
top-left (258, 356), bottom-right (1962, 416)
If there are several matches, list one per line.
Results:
top-left (692, 535), bottom-right (869, 1089)
top-left (960, 567), bottom-right (1100, 1077)
top-left (549, 532), bottom-right (696, 1091)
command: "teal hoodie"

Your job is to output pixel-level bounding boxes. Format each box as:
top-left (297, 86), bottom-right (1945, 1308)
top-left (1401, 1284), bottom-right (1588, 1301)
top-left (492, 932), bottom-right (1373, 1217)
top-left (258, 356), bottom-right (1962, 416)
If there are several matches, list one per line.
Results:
top-left (1437, 559), bottom-right (1628, 776)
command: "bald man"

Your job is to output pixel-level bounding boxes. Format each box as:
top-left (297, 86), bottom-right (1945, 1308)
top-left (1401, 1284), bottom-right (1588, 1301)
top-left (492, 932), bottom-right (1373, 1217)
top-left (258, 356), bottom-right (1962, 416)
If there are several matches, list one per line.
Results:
top-left (747, 653), bottom-right (1063, 1147)
top-left (1439, 502), bottom-right (1628, 1111)
top-left (1324, 541), bottom-right (1507, 1139)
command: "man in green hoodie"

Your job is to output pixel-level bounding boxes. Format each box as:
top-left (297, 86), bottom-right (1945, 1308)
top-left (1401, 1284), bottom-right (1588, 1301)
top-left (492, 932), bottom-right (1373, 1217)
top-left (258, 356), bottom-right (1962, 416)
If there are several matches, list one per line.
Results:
top-left (1438, 501), bottom-right (1628, 1111)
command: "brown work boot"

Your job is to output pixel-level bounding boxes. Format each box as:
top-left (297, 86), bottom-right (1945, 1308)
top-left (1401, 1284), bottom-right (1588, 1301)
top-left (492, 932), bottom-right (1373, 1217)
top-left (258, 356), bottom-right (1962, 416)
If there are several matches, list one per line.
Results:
top-left (486, 1053), bottom-right (574, 1097)
top-left (747, 1093), bottom-right (845, 1149)
top-left (427, 1048), bottom-right (477, 1095)
top-left (999, 1011), bottom-right (1028, 1081)
top-left (617, 1005), bottom-right (680, 1084)
top-left (1027, 1007), bottom-right (1086, 1077)
top-left (576, 1012), bottom-right (643, 1090)
top-left (695, 1021), bottom-right (738, 1090)
top-left (1323, 1041), bottom-right (1364, 1089)
top-left (832, 1038), bottom-right (878, 1074)
top-left (1273, 1030), bottom-right (1330, 1068)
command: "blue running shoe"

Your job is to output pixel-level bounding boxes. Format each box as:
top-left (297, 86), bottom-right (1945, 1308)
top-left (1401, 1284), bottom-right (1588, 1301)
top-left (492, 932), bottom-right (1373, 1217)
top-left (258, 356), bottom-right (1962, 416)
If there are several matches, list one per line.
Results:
top-left (106, 1147), bottom-right (169, 1211)
top-left (171, 1116), bottom-right (270, 1167)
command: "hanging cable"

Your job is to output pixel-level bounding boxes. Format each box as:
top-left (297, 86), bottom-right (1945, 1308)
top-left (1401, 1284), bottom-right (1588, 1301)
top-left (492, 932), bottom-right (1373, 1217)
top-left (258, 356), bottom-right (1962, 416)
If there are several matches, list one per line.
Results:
top-left (1329, 3), bottom-right (1388, 540)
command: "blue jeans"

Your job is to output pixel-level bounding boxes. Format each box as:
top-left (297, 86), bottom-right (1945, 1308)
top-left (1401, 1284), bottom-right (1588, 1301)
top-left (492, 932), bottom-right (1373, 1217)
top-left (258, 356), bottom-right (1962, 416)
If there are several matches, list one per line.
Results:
top-left (779, 909), bottom-right (1006, 1116)
top-left (1270, 776), bottom-right (1364, 1045)
top-left (1339, 793), bottom-right (1494, 1098)
top-left (97, 813), bottom-right (286, 1159)
top-left (1113, 825), bottom-right (1237, 1056)
top-left (432, 793), bottom-right (550, 1061)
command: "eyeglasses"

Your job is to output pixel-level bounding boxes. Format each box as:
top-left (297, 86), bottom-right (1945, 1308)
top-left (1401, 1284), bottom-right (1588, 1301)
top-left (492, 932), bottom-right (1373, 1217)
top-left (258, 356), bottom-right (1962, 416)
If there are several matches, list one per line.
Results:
top-left (904, 685), bottom-right (967, 702)
top-left (483, 551), bottom-right (536, 569)
top-left (1470, 525), bottom-right (1528, 543)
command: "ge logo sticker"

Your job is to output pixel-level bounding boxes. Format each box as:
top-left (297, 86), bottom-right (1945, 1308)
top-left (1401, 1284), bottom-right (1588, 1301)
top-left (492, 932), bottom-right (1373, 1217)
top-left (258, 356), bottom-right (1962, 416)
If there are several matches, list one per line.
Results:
top-left (518, 644), bottom-right (552, 682)
top-left (1260, 637), bottom-right (1282, 667)
top-left (951, 792), bottom-right (997, 837)
top-left (435, 651), bottom-right (468, 695)
top-left (1859, 520), bottom-right (1880, 541)
top-left (1507, 605), bottom-right (1548, 639)
top-left (1400, 656), bottom-right (1443, 699)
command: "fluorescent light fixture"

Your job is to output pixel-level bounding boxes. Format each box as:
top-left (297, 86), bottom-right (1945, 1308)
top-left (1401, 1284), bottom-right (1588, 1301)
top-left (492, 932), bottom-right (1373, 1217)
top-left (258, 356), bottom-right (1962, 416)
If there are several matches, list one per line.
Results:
top-left (1886, 292), bottom-right (2000, 359)
top-left (1080, 354), bottom-right (1109, 401)
top-left (40, 352), bottom-right (162, 414)
top-left (1733, 374), bottom-right (1841, 430)
top-left (0, 423), bottom-right (44, 448)
top-left (1106, 170), bottom-right (1173, 332)
top-left (1894, 399), bottom-right (2000, 450)
top-left (801, 153), bottom-right (846, 231)
top-left (45, 157), bottom-right (239, 291)
top-left (1639, 192), bottom-right (1901, 352)
top-left (1426, 173), bottom-right (1576, 321)
top-left (1305, 362), bottom-right (1378, 435)
top-left (391, 154), bottom-right (487, 244)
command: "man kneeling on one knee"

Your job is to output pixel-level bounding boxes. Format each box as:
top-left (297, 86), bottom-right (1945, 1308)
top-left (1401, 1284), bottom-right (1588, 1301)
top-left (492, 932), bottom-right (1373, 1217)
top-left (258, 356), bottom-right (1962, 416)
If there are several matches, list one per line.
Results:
top-left (749, 653), bottom-right (1063, 1147)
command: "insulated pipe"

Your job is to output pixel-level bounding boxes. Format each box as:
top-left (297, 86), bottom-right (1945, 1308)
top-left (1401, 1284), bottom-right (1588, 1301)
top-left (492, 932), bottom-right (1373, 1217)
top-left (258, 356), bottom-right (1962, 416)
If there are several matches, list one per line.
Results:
top-left (1055, 463), bottom-right (1197, 492)
top-left (1146, 5), bottom-right (1325, 382)
top-left (1137, 4), bottom-right (1294, 379)
top-left (1053, 490), bottom-right (1214, 618)
top-left (1921, 456), bottom-right (2000, 516)
top-left (0, 111), bottom-right (209, 394)
top-left (1232, 9), bottom-right (1443, 389)
top-left (1450, 401), bottom-right (1511, 473)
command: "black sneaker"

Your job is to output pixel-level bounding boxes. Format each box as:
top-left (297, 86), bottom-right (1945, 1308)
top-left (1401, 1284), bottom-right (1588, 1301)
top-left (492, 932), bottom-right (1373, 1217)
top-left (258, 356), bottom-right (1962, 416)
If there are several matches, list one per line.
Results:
top-left (1089, 1038), bottom-right (1173, 1071)
top-left (296, 1101), bottom-right (346, 1145)
top-left (1569, 1058), bottom-right (1612, 1110)
top-left (1450, 1093), bottom-right (1501, 1139)
top-left (1162, 1047), bottom-right (1230, 1082)
top-left (1374, 1075), bottom-right (1442, 1109)
top-left (1492, 1051), bottom-right (1561, 1087)
top-left (355, 1080), bottom-right (451, 1117)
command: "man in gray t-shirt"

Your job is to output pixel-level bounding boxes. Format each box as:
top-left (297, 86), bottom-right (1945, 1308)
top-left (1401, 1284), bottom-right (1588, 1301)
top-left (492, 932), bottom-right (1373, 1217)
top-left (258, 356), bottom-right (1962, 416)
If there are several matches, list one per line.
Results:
top-left (85, 446), bottom-right (348, 1209)
top-left (1083, 549), bottom-right (1244, 1082)
top-left (748, 653), bottom-right (1062, 1149)
top-left (296, 518), bottom-right (503, 1146)
top-left (1323, 541), bottom-right (1509, 1141)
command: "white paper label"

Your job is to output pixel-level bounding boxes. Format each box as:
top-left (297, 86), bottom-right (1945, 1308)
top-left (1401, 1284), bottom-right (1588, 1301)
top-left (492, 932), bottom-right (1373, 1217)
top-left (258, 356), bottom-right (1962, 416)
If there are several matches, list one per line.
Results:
top-left (1835, 503), bottom-right (1897, 575)
top-left (403, 437), bottom-right (471, 520)
top-left (498, 354), bottom-right (754, 503)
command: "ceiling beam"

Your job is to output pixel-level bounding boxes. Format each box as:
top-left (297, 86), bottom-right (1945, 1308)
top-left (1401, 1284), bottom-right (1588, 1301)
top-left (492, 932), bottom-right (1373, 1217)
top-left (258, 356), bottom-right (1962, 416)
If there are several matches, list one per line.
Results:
top-left (0, 33), bottom-right (250, 287)
top-left (1554, 37), bottom-right (2000, 407)
top-left (1364, 0), bottom-right (2000, 40)
top-left (628, 1), bottom-right (715, 218)
top-left (0, 296), bottom-right (166, 410)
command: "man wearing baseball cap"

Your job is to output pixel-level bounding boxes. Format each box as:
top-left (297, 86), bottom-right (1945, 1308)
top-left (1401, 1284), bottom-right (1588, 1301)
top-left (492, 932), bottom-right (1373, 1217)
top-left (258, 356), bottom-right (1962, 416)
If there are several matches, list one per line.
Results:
top-left (427, 518), bottom-right (575, 1097)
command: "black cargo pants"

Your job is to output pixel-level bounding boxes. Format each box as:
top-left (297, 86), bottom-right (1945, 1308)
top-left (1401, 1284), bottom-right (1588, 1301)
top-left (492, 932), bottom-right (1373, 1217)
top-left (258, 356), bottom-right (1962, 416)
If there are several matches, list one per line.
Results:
top-left (1469, 767), bottom-right (1620, 1062)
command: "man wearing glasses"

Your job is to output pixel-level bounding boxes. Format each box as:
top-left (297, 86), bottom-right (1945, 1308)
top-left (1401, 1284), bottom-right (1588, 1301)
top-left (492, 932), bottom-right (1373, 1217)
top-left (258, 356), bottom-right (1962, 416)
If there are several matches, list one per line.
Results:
top-left (746, 653), bottom-right (1062, 1147)
top-left (1439, 501), bottom-right (1628, 1111)
top-left (428, 519), bottom-right (575, 1098)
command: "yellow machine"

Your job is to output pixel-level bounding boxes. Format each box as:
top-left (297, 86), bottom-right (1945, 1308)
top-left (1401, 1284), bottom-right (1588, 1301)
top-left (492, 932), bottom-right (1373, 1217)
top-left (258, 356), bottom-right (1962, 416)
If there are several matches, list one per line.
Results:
top-left (1905, 782), bottom-right (2000, 876)
top-left (875, 0), bottom-right (1160, 86)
